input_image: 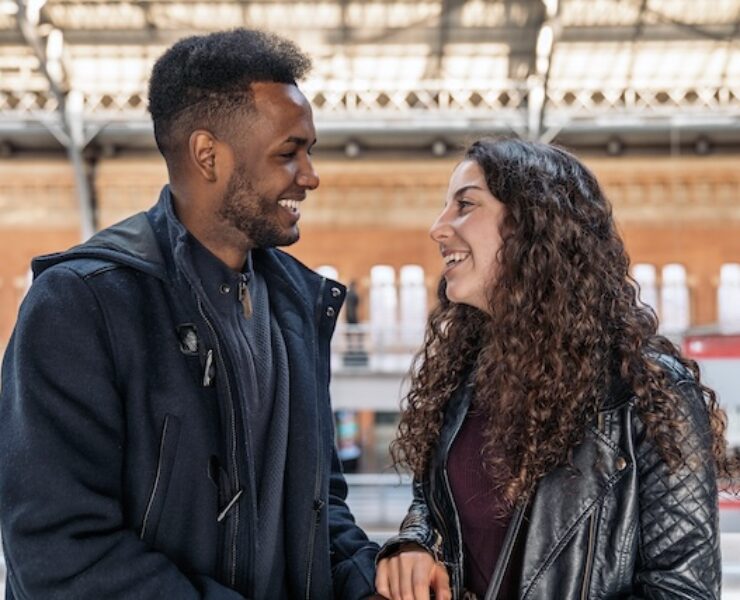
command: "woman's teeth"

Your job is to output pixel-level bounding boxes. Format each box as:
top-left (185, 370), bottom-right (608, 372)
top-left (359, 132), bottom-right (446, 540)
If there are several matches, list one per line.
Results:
top-left (444, 252), bottom-right (469, 266)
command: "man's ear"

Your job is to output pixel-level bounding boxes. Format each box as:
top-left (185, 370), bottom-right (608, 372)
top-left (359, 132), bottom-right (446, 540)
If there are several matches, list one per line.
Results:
top-left (189, 129), bottom-right (223, 183)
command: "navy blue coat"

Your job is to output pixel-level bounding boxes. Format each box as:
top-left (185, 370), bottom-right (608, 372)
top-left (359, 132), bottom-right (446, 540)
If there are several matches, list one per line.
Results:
top-left (0, 188), bottom-right (378, 599)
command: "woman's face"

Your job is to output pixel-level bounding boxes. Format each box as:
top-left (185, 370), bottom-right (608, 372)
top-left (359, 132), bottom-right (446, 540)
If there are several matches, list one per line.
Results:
top-left (429, 160), bottom-right (506, 314)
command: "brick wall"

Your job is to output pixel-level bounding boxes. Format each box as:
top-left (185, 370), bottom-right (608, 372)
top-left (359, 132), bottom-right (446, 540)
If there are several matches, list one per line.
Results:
top-left (1, 154), bottom-right (738, 347)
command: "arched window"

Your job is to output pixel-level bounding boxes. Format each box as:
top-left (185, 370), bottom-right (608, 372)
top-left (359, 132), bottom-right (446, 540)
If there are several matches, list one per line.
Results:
top-left (399, 265), bottom-right (427, 347)
top-left (315, 265), bottom-right (339, 280)
top-left (718, 263), bottom-right (740, 333)
top-left (631, 263), bottom-right (659, 316)
top-left (369, 265), bottom-right (397, 351)
top-left (660, 264), bottom-right (690, 334)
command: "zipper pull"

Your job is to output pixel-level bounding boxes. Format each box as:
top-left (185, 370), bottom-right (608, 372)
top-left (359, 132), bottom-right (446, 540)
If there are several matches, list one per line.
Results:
top-left (217, 489), bottom-right (243, 522)
top-left (238, 276), bottom-right (252, 319)
top-left (313, 498), bottom-right (325, 521)
top-left (202, 348), bottom-right (215, 387)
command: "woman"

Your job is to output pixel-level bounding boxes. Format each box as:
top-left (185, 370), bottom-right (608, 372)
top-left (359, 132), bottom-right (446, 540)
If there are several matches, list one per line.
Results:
top-left (375, 138), bottom-right (735, 600)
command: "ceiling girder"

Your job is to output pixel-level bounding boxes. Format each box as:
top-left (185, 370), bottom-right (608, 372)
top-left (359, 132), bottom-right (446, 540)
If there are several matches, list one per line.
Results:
top-left (14, 0), bottom-right (96, 239)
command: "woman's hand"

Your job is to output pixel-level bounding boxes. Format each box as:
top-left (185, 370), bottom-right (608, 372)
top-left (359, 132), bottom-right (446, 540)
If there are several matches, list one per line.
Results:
top-left (375, 543), bottom-right (451, 600)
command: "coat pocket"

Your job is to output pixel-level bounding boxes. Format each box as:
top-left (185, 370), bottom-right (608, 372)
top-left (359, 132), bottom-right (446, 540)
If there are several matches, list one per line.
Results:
top-left (139, 414), bottom-right (182, 545)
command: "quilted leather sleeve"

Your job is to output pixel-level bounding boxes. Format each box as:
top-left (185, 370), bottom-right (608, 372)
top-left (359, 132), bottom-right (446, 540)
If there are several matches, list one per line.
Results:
top-left (631, 378), bottom-right (721, 600)
top-left (377, 478), bottom-right (443, 562)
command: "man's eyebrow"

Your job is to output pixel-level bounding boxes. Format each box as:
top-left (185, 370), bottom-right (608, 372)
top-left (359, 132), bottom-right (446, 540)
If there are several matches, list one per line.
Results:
top-left (283, 136), bottom-right (316, 147)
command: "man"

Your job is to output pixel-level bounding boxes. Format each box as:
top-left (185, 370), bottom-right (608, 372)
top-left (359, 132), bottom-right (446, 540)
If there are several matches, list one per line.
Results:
top-left (0, 29), bottom-right (379, 599)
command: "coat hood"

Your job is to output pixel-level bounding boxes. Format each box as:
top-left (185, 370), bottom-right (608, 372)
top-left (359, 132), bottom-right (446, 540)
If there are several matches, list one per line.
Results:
top-left (32, 211), bottom-right (166, 282)
top-left (31, 185), bottom-right (341, 318)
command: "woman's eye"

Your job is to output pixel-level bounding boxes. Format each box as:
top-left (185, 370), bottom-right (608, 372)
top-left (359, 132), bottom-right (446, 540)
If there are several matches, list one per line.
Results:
top-left (457, 199), bottom-right (473, 211)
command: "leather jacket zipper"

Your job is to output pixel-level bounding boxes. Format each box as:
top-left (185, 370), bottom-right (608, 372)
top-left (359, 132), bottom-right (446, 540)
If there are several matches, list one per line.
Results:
top-left (305, 277), bottom-right (327, 600)
top-left (197, 298), bottom-right (250, 593)
top-left (441, 453), bottom-right (464, 599)
top-left (580, 412), bottom-right (605, 600)
top-left (484, 503), bottom-right (526, 600)
top-left (434, 388), bottom-right (470, 600)
top-left (580, 512), bottom-right (598, 600)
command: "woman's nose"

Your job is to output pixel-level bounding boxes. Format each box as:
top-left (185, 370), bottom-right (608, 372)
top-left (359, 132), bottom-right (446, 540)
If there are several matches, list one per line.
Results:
top-left (429, 209), bottom-right (452, 242)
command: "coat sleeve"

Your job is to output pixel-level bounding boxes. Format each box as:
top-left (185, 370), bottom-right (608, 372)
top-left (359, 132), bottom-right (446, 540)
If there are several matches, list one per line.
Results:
top-left (0, 266), bottom-right (245, 600)
top-left (327, 437), bottom-right (380, 600)
top-left (377, 478), bottom-right (443, 562)
top-left (629, 377), bottom-right (722, 600)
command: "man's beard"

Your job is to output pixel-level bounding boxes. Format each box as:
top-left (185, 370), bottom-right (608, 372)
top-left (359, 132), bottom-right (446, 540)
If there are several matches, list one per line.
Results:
top-left (217, 168), bottom-right (299, 249)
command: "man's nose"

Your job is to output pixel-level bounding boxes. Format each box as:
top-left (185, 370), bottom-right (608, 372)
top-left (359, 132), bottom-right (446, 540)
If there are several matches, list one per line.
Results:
top-left (297, 163), bottom-right (320, 190)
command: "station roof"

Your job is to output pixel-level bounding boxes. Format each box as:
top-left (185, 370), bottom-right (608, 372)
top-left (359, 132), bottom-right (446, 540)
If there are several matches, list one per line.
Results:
top-left (0, 0), bottom-right (738, 156)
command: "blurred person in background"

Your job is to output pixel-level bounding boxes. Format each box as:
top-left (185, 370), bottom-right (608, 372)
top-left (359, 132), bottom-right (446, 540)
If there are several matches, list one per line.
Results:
top-left (0, 29), bottom-right (380, 599)
top-left (375, 138), bottom-right (736, 600)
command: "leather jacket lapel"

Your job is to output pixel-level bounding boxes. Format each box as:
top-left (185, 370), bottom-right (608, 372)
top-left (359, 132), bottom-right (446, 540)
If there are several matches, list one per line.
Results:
top-left (520, 423), bottom-right (630, 597)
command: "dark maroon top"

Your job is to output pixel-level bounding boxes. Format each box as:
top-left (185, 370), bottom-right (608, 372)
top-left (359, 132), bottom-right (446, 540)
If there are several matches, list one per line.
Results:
top-left (447, 406), bottom-right (523, 598)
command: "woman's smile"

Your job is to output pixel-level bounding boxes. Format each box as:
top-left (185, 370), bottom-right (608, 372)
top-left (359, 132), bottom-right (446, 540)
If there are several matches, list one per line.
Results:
top-left (429, 160), bottom-right (506, 313)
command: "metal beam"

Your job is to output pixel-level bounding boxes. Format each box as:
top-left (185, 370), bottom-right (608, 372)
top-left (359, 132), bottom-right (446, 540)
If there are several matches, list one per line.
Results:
top-left (632, 0), bottom-right (649, 43)
top-left (643, 2), bottom-right (737, 42)
top-left (14, 0), bottom-right (96, 239)
top-left (623, 0), bottom-right (648, 109)
top-left (719, 4), bottom-right (740, 95)
top-left (530, 0), bottom-right (560, 141)
top-left (423, 0), bottom-right (465, 79)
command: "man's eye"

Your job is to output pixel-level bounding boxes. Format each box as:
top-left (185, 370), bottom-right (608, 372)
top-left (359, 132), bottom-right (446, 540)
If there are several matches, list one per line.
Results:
top-left (279, 151), bottom-right (297, 159)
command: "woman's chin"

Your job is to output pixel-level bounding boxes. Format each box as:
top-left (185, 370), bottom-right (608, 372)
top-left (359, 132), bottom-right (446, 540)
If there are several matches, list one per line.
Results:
top-left (446, 291), bottom-right (488, 314)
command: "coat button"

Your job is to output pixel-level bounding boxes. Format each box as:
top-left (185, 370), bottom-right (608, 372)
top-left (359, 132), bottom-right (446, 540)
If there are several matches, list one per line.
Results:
top-left (331, 287), bottom-right (341, 297)
top-left (615, 457), bottom-right (627, 471)
top-left (326, 307), bottom-right (336, 318)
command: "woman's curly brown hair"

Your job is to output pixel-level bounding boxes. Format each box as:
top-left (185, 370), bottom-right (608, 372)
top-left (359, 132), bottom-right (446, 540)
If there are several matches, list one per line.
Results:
top-left (391, 137), bottom-right (736, 509)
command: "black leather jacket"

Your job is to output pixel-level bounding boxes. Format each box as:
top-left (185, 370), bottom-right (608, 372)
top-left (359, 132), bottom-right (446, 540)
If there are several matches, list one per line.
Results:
top-left (380, 358), bottom-right (722, 599)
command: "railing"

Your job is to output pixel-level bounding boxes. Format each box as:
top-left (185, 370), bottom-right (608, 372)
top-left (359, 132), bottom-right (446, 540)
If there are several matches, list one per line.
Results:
top-left (331, 323), bottom-right (419, 373)
top-left (344, 473), bottom-right (412, 543)
top-left (2, 81), bottom-right (737, 124)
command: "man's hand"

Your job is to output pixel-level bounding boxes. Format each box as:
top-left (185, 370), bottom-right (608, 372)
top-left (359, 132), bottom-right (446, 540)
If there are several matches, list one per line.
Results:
top-left (375, 543), bottom-right (451, 600)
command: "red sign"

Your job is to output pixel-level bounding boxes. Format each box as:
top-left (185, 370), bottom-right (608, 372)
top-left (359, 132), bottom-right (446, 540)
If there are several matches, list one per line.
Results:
top-left (682, 334), bottom-right (740, 359)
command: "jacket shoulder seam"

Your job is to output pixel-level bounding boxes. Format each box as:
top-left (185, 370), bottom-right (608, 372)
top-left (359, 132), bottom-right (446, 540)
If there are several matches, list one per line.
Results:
top-left (82, 263), bottom-right (124, 281)
top-left (56, 264), bottom-right (122, 388)
top-left (598, 394), bottom-right (636, 413)
top-left (585, 422), bottom-right (621, 453)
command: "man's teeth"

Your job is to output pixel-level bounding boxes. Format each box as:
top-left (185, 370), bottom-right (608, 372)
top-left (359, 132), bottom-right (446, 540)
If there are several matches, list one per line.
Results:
top-left (278, 199), bottom-right (301, 213)
top-left (444, 252), bottom-right (469, 265)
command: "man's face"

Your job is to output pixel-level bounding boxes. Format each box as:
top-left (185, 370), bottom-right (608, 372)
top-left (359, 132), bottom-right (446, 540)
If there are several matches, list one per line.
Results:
top-left (218, 82), bottom-right (319, 249)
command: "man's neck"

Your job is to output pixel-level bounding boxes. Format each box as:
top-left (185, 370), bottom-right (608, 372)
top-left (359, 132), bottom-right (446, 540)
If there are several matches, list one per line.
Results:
top-left (169, 185), bottom-right (251, 271)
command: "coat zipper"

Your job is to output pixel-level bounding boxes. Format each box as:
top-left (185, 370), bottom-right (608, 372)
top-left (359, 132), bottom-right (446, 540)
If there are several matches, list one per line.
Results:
top-left (579, 411), bottom-right (605, 600)
top-left (304, 276), bottom-right (327, 600)
top-left (140, 416), bottom-right (171, 540)
top-left (197, 298), bottom-right (246, 591)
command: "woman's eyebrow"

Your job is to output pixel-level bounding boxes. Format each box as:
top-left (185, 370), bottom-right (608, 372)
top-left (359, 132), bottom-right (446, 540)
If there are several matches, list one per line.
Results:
top-left (453, 184), bottom-right (485, 200)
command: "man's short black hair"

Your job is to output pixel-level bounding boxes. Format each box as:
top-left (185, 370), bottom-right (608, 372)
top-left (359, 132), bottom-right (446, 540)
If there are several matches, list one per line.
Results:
top-left (148, 28), bottom-right (312, 160)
